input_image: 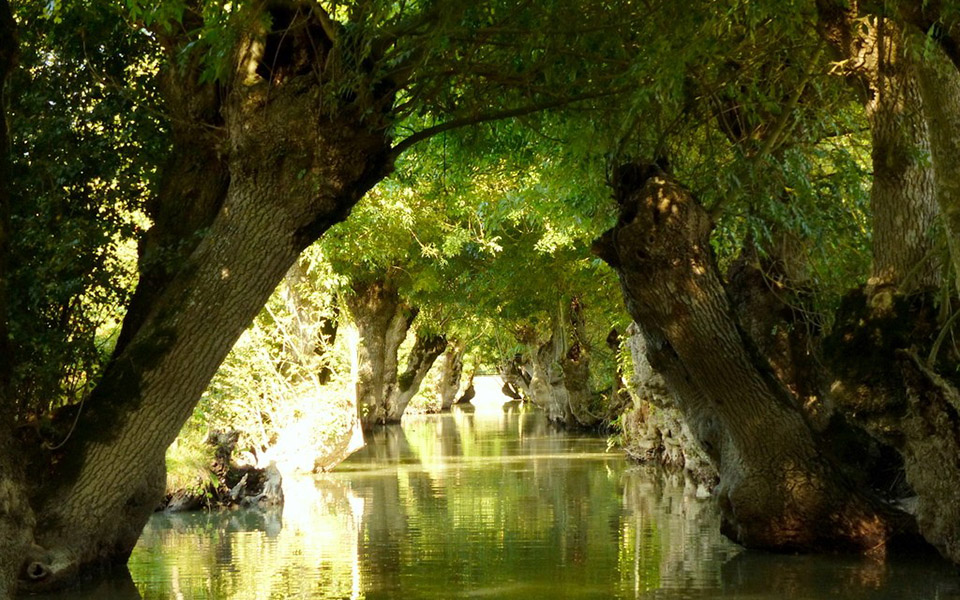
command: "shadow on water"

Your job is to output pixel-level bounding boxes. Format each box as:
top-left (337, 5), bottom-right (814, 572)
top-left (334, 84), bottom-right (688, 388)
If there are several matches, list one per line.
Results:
top-left (46, 406), bottom-right (960, 600)
top-left (31, 572), bottom-right (143, 600)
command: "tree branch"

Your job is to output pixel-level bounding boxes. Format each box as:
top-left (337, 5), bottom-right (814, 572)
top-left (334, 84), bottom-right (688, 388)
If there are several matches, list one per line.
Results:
top-left (306, 0), bottom-right (338, 45)
top-left (388, 90), bottom-right (623, 159)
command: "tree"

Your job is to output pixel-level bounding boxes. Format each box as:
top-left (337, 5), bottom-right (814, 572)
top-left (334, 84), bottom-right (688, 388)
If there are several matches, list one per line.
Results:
top-left (1, 0), bottom-right (640, 590)
top-left (599, 0), bottom-right (960, 563)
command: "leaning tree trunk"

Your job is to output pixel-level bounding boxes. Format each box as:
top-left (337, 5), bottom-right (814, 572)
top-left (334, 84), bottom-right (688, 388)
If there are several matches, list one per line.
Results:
top-left (345, 278), bottom-right (416, 431)
top-left (594, 166), bottom-right (909, 552)
top-left (437, 343), bottom-right (465, 411)
top-left (384, 330), bottom-right (447, 422)
top-left (17, 7), bottom-right (396, 590)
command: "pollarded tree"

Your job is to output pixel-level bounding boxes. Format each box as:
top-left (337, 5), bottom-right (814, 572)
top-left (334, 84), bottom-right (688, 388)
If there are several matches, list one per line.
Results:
top-left (594, 0), bottom-right (929, 554)
top-left (0, 0), bottom-right (641, 591)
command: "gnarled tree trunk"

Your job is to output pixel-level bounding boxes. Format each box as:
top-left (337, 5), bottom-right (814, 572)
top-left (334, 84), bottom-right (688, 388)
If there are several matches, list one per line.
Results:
top-left (15, 5), bottom-right (396, 591)
top-left (559, 298), bottom-right (600, 428)
top-left (525, 329), bottom-right (575, 426)
top-left (345, 278), bottom-right (416, 430)
top-left (595, 166), bottom-right (908, 552)
top-left (384, 330), bottom-right (447, 421)
top-left (345, 277), bottom-right (447, 427)
top-left (620, 324), bottom-right (717, 484)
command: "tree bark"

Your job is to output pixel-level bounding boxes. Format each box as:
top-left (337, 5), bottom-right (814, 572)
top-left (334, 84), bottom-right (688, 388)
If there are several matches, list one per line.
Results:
top-left (525, 329), bottom-right (574, 425)
top-left (815, 4), bottom-right (960, 566)
top-left (499, 354), bottom-right (532, 400)
top-left (594, 166), bottom-right (908, 552)
top-left (345, 278), bottom-right (416, 430)
top-left (818, 6), bottom-right (941, 293)
top-left (384, 330), bottom-right (447, 422)
top-left (621, 323), bottom-right (717, 483)
top-left (559, 298), bottom-right (600, 428)
top-left (518, 303), bottom-right (603, 429)
top-left (913, 41), bottom-right (960, 292)
top-left (18, 6), bottom-right (395, 590)
top-left (437, 343), bottom-right (465, 410)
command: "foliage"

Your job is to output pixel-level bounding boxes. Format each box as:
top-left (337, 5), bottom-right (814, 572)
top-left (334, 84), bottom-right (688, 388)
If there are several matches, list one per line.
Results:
top-left (7, 0), bottom-right (163, 420)
top-left (192, 256), bottom-right (358, 474)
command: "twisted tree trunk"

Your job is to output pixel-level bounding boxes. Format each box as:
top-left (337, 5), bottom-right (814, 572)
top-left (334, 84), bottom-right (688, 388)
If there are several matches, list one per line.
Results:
top-left (595, 166), bottom-right (909, 552)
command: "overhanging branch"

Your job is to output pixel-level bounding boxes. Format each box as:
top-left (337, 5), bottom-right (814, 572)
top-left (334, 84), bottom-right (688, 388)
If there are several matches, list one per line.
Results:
top-left (388, 90), bottom-right (623, 159)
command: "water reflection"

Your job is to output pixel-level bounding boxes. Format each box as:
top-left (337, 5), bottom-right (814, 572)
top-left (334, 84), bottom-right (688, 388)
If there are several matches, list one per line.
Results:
top-left (70, 407), bottom-right (959, 599)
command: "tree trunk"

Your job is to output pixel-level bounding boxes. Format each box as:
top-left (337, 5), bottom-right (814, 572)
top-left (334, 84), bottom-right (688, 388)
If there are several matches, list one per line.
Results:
top-left (818, 7), bottom-right (941, 292)
top-left (560, 298), bottom-right (600, 428)
top-left (499, 354), bottom-right (532, 400)
top-left (525, 330), bottom-right (575, 425)
top-left (816, 5), bottom-right (960, 565)
top-left (384, 330), bottom-right (447, 422)
top-left (455, 373), bottom-right (476, 405)
top-left (17, 8), bottom-right (395, 589)
top-left (913, 42), bottom-right (960, 292)
top-left (620, 324), bottom-right (717, 483)
top-left (594, 166), bottom-right (908, 552)
top-left (345, 278), bottom-right (416, 430)
top-left (519, 303), bottom-right (603, 429)
top-left (437, 343), bottom-right (465, 410)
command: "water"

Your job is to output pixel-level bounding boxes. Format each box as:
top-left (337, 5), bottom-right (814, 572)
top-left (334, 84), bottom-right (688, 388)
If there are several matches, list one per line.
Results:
top-left (53, 405), bottom-right (960, 599)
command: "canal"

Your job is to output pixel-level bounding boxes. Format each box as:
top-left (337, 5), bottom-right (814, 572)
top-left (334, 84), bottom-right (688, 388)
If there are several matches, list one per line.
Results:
top-left (49, 405), bottom-right (960, 599)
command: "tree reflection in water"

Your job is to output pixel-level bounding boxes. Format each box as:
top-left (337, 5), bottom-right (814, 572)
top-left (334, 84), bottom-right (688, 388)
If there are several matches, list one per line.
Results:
top-left (82, 408), bottom-right (960, 600)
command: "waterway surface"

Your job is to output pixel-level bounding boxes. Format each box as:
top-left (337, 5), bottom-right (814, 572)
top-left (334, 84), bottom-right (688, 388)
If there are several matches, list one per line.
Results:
top-left (50, 405), bottom-right (960, 599)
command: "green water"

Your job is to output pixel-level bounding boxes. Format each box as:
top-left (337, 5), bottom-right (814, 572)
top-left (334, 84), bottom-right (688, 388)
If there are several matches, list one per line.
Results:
top-left (55, 407), bottom-right (960, 599)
